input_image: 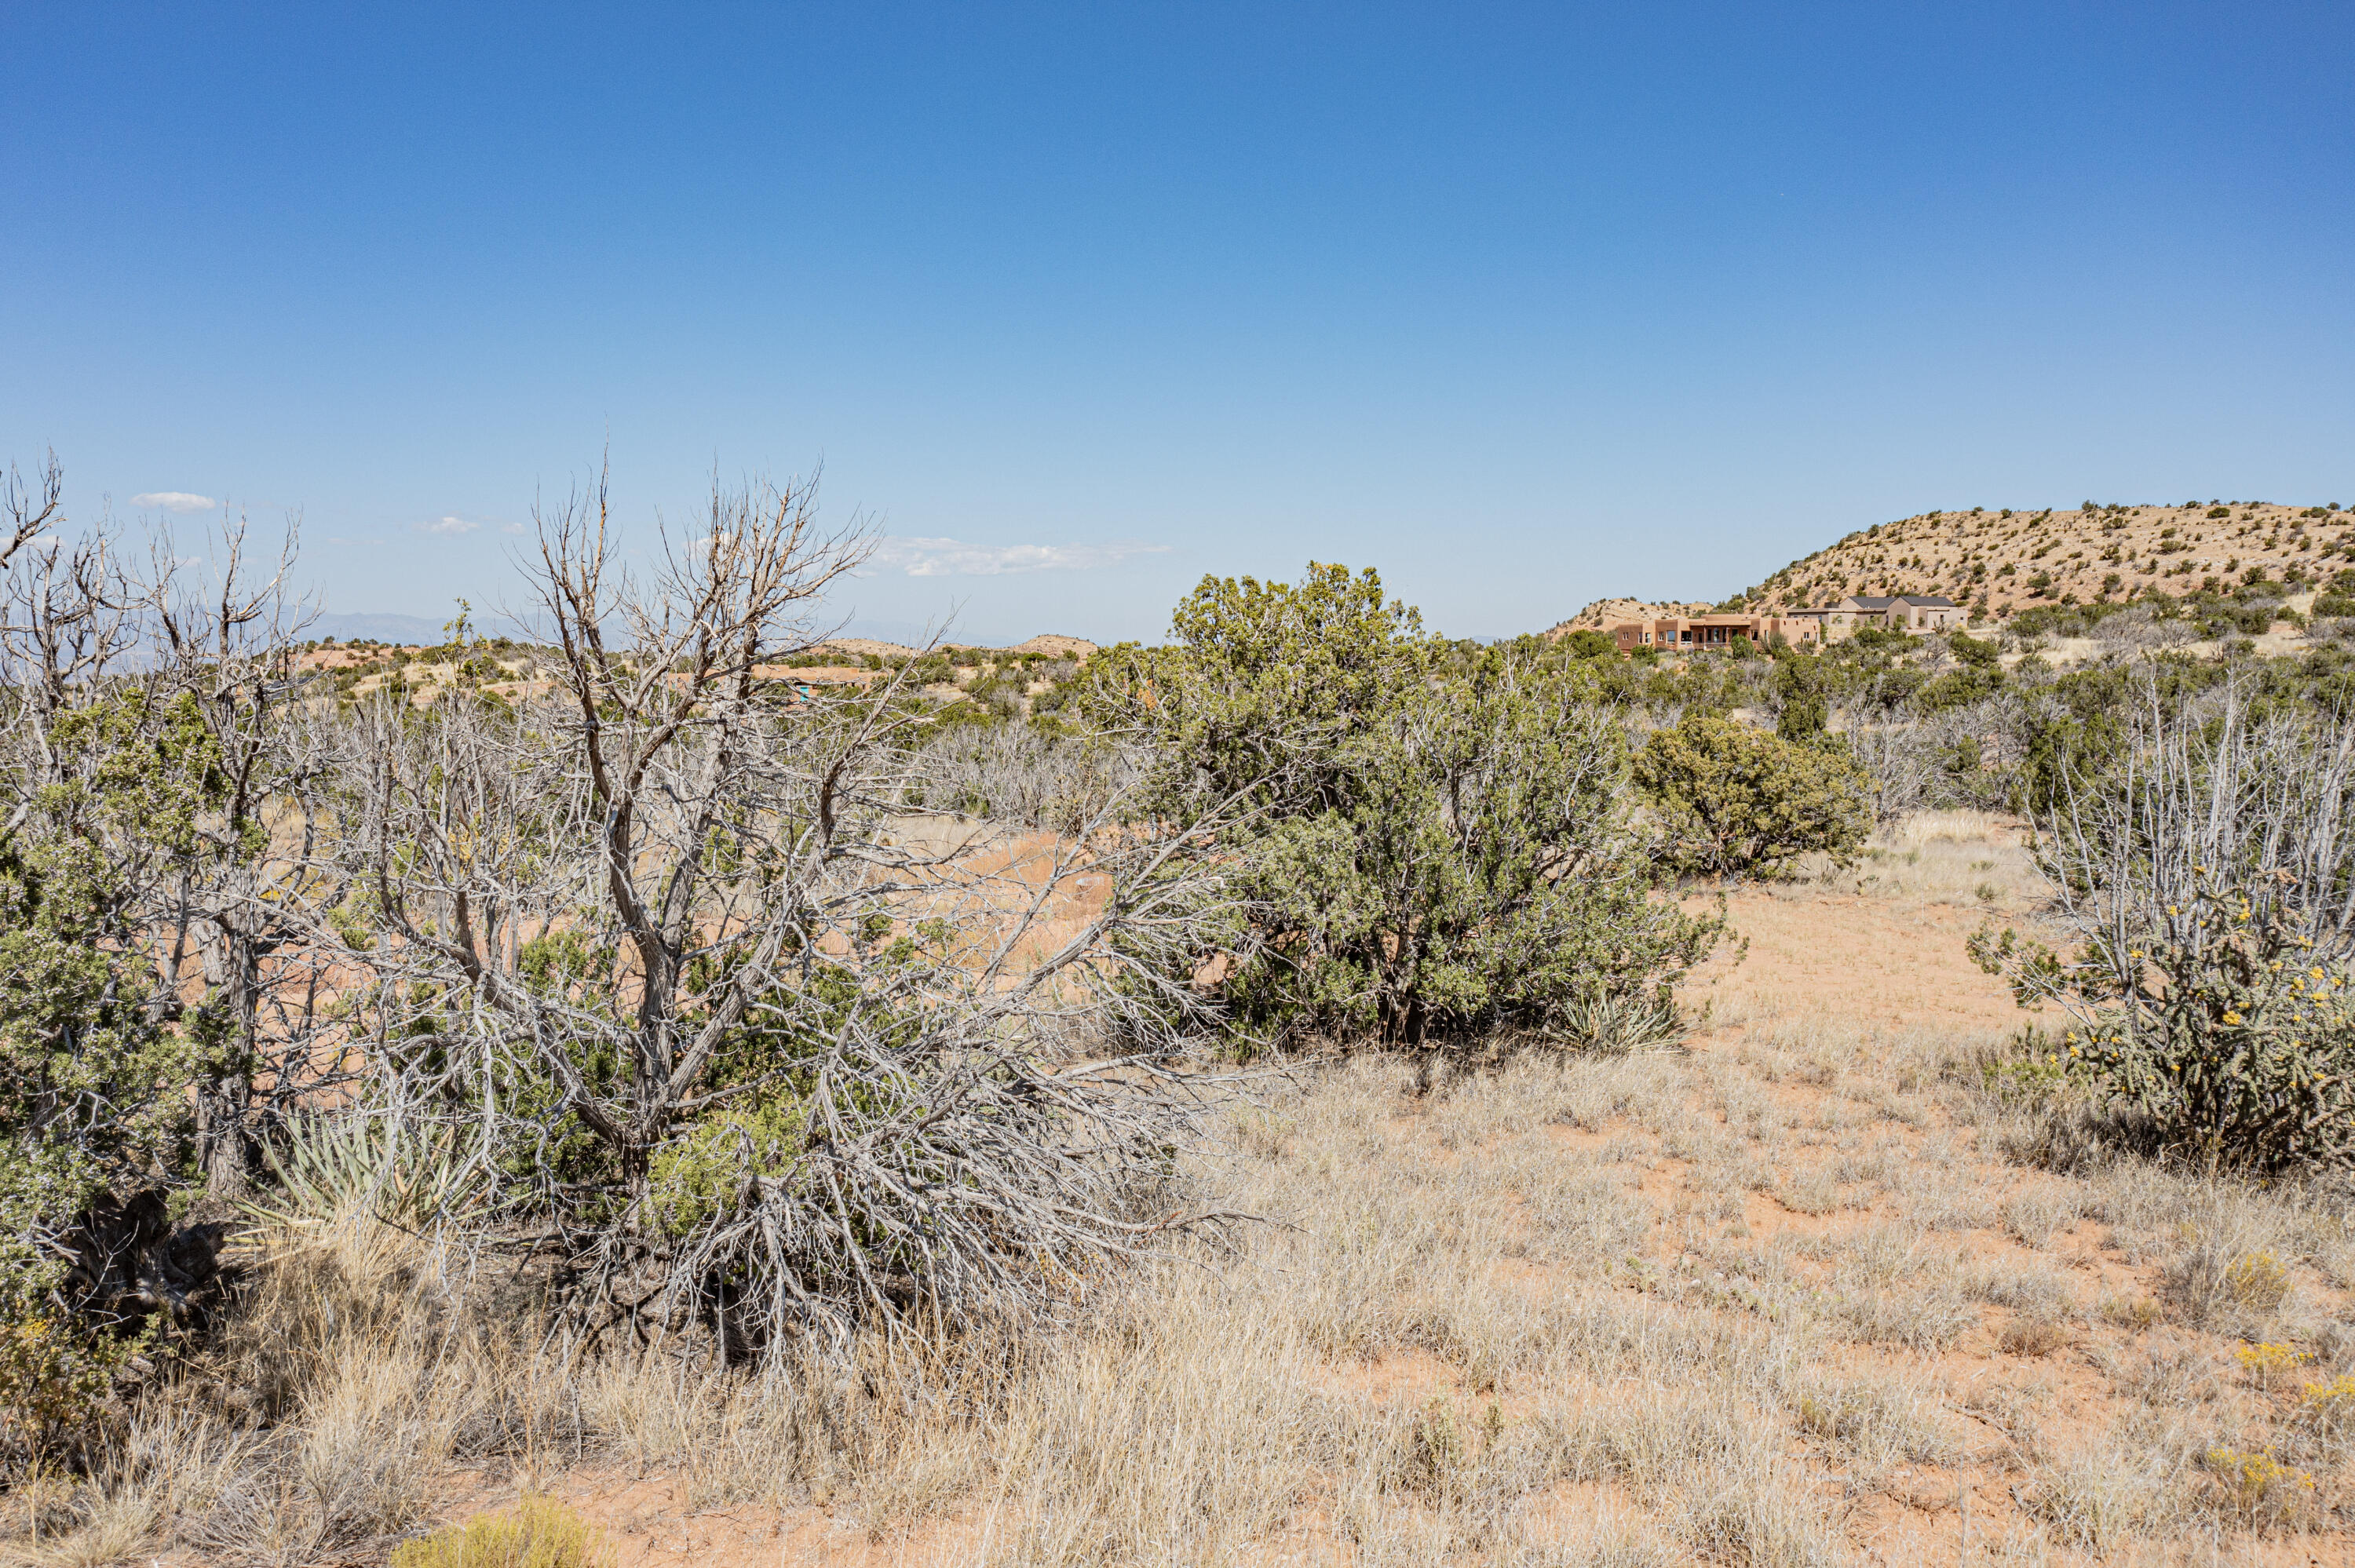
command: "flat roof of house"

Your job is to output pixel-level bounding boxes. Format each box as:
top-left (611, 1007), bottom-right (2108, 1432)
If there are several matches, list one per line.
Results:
top-left (1844, 594), bottom-right (1958, 611)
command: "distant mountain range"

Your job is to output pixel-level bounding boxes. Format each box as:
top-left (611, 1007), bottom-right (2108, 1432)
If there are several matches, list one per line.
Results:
top-left (308, 611), bottom-right (450, 644)
top-left (305, 610), bottom-right (1101, 658)
top-left (305, 611), bottom-right (958, 647)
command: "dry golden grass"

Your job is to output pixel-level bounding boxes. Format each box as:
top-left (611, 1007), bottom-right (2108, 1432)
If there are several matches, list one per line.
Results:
top-left (15, 824), bottom-right (2355, 1566)
top-left (1781, 808), bottom-right (2046, 912)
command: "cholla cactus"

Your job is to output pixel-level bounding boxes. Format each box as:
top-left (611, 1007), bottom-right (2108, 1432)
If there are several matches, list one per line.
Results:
top-left (1977, 869), bottom-right (2355, 1171)
top-left (1972, 675), bottom-right (2355, 1171)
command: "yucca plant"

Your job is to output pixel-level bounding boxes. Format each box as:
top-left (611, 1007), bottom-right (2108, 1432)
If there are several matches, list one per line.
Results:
top-left (1553, 988), bottom-right (1685, 1054)
top-left (246, 1113), bottom-right (487, 1235)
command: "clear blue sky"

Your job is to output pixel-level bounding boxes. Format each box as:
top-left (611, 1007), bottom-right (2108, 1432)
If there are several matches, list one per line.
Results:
top-left (6, 3), bottom-right (2353, 644)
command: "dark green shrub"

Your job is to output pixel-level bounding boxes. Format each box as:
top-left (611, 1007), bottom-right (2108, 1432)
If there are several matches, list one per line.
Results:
top-left (1948, 630), bottom-right (2001, 668)
top-left (1915, 664), bottom-right (2005, 713)
top-left (1, 676), bottom-right (265, 1459)
top-left (1846, 625), bottom-right (1914, 654)
top-left (1633, 713), bottom-right (1871, 880)
top-left (1103, 564), bottom-right (1722, 1052)
top-left (1773, 655), bottom-right (1828, 738)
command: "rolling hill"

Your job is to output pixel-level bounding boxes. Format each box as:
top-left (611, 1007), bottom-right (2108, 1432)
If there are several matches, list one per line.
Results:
top-left (1730, 498), bottom-right (2353, 618)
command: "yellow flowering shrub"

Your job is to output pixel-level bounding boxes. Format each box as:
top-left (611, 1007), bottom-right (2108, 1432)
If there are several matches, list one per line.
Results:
top-left (2235, 1340), bottom-right (2309, 1386)
top-left (2201, 1446), bottom-right (2316, 1528)
top-left (2302, 1373), bottom-right (2355, 1409)
top-left (2225, 1253), bottom-right (2292, 1313)
top-left (2297, 1375), bottom-right (2355, 1453)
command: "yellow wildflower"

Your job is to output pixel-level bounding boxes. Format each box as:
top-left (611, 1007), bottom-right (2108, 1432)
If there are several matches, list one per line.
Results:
top-left (2303, 1374), bottom-right (2355, 1407)
top-left (2238, 1341), bottom-right (2310, 1376)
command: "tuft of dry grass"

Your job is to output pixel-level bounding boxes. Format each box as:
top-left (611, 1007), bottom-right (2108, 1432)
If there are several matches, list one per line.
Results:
top-left (2021, 1439), bottom-right (2174, 1552)
top-left (1999, 1317), bottom-right (2071, 1358)
top-left (0, 1491), bottom-right (153, 1568)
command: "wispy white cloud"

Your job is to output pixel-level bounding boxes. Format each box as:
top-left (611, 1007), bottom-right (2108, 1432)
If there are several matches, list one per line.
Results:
top-left (501, 520), bottom-right (528, 535)
top-left (132, 491), bottom-right (217, 514)
top-left (417, 515), bottom-right (481, 536)
top-left (868, 536), bottom-right (1170, 578)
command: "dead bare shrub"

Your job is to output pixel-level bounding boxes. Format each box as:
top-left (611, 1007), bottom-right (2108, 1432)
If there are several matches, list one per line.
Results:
top-left (254, 470), bottom-right (1246, 1359)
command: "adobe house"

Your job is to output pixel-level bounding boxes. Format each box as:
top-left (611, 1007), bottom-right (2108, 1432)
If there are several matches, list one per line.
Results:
top-left (1608, 612), bottom-right (1825, 654)
top-left (1798, 594), bottom-right (1962, 640)
top-left (1611, 594), bottom-right (1961, 654)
